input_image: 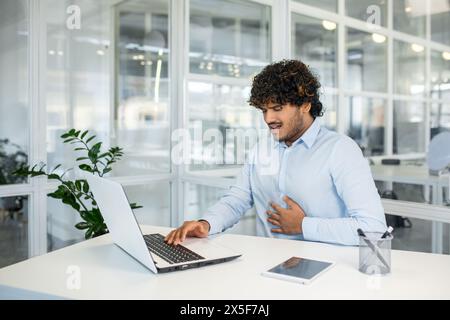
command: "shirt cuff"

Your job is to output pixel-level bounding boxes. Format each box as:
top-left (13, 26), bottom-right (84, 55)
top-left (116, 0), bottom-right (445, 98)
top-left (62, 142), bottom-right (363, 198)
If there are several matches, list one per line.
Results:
top-left (200, 215), bottom-right (223, 235)
top-left (198, 219), bottom-right (211, 232)
top-left (301, 216), bottom-right (319, 242)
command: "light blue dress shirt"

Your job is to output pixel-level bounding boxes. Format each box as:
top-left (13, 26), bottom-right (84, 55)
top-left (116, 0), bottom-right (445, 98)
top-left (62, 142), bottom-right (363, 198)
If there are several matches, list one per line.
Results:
top-left (201, 119), bottom-right (387, 246)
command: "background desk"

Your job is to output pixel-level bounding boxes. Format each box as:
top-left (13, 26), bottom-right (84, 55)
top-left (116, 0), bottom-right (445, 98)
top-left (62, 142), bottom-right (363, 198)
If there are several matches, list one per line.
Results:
top-left (371, 164), bottom-right (449, 253)
top-left (1, 226), bottom-right (450, 299)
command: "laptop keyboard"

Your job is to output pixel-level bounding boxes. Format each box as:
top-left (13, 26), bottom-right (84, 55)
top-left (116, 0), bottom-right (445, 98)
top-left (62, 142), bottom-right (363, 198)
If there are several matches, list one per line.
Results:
top-left (143, 233), bottom-right (205, 265)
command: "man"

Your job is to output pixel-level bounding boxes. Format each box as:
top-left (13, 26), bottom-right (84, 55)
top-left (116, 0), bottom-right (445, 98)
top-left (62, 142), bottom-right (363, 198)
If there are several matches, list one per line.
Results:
top-left (166, 60), bottom-right (387, 246)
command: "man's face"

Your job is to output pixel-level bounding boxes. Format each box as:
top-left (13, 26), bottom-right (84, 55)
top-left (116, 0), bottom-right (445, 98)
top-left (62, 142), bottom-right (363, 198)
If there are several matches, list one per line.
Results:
top-left (261, 102), bottom-right (313, 145)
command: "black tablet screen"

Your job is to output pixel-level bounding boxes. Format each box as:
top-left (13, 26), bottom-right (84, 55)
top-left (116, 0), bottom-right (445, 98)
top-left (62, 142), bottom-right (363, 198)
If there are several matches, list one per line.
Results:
top-left (267, 257), bottom-right (333, 280)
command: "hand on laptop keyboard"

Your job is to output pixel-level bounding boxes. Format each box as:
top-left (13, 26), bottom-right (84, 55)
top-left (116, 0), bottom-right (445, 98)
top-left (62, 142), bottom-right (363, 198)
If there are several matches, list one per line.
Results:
top-left (165, 220), bottom-right (210, 246)
top-left (144, 234), bottom-right (204, 264)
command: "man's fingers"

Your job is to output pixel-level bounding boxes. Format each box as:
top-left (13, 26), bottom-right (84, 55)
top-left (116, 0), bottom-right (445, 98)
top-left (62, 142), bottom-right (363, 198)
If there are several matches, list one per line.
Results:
top-left (165, 230), bottom-right (177, 244)
top-left (267, 218), bottom-right (281, 226)
top-left (283, 195), bottom-right (299, 209)
top-left (170, 228), bottom-right (183, 245)
top-left (271, 228), bottom-right (283, 233)
top-left (266, 209), bottom-right (279, 219)
top-left (165, 221), bottom-right (208, 245)
top-left (180, 226), bottom-right (192, 243)
top-left (167, 230), bottom-right (177, 245)
top-left (270, 202), bottom-right (285, 213)
top-left (173, 228), bottom-right (185, 245)
top-left (283, 196), bottom-right (294, 209)
top-left (164, 230), bottom-right (174, 242)
top-left (175, 222), bottom-right (199, 245)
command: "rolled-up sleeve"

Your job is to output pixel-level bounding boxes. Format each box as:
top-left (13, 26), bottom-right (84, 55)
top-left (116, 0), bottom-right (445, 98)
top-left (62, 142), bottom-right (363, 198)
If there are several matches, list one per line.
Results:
top-left (302, 136), bottom-right (387, 245)
top-left (201, 162), bottom-right (254, 235)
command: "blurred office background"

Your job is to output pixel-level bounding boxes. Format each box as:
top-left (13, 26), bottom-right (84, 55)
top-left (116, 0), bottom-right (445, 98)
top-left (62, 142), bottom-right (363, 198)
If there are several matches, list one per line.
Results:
top-left (1, 0), bottom-right (450, 268)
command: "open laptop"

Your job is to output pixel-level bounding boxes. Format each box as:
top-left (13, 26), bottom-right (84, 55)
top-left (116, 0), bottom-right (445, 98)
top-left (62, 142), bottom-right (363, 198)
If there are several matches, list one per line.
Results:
top-left (85, 174), bottom-right (241, 273)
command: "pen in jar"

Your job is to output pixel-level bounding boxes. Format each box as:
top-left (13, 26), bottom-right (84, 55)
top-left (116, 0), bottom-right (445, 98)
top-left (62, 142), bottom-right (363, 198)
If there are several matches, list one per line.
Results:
top-left (381, 226), bottom-right (394, 239)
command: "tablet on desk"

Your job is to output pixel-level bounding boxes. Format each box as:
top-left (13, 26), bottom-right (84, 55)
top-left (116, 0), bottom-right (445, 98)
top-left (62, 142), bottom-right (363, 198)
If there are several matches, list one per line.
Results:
top-left (261, 257), bottom-right (335, 285)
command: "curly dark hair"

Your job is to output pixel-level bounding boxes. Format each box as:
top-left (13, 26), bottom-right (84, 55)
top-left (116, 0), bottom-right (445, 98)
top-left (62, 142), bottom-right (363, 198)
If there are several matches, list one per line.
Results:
top-left (248, 60), bottom-right (324, 118)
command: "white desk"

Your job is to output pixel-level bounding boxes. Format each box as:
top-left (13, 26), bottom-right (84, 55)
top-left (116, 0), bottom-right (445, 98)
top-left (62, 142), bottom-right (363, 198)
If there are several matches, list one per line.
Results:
top-left (370, 164), bottom-right (447, 199)
top-left (1, 226), bottom-right (450, 300)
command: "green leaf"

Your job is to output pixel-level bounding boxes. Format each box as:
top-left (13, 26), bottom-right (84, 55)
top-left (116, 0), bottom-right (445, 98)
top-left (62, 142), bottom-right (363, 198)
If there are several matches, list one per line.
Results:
top-left (80, 211), bottom-right (88, 221)
top-left (80, 130), bottom-right (89, 140)
top-left (52, 164), bottom-right (62, 172)
top-left (60, 168), bottom-right (74, 178)
top-left (85, 228), bottom-right (94, 239)
top-left (82, 181), bottom-right (89, 193)
top-left (60, 133), bottom-right (71, 139)
top-left (93, 223), bottom-right (107, 235)
top-left (74, 203), bottom-right (81, 211)
top-left (59, 188), bottom-right (81, 212)
top-left (48, 174), bottom-right (60, 180)
top-left (66, 181), bottom-right (76, 191)
top-left (75, 180), bottom-right (82, 191)
top-left (74, 147), bottom-right (86, 151)
top-left (88, 143), bottom-right (102, 164)
top-left (75, 222), bottom-right (90, 230)
top-left (86, 136), bottom-right (96, 144)
top-left (130, 203), bottom-right (143, 209)
top-left (76, 157), bottom-right (89, 162)
top-left (51, 185), bottom-right (64, 196)
top-left (79, 164), bottom-right (93, 173)
top-left (47, 192), bottom-right (62, 199)
top-left (102, 168), bottom-right (112, 175)
top-left (30, 172), bottom-right (42, 177)
top-left (91, 142), bottom-right (102, 152)
top-left (13, 166), bottom-right (31, 177)
top-left (64, 138), bottom-right (75, 143)
top-left (84, 213), bottom-right (97, 224)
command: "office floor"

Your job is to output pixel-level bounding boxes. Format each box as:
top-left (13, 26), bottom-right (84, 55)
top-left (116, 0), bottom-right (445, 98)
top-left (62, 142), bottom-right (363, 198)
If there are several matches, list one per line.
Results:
top-left (392, 218), bottom-right (449, 254)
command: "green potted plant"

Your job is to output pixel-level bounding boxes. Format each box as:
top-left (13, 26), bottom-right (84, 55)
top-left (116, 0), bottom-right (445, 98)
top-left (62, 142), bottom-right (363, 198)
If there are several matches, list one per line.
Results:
top-left (13, 129), bottom-right (142, 239)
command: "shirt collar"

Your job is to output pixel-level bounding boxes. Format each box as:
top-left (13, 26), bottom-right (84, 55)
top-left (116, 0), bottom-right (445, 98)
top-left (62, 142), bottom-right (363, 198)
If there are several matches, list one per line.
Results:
top-left (274, 119), bottom-right (321, 149)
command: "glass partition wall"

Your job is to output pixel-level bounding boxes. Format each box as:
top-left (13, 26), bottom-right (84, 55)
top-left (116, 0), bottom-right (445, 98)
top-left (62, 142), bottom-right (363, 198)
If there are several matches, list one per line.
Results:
top-left (43, 0), bottom-right (172, 252)
top-left (0, 0), bottom-right (31, 268)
